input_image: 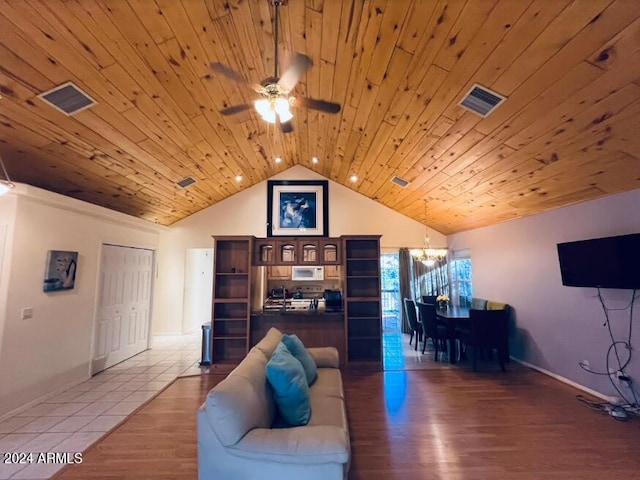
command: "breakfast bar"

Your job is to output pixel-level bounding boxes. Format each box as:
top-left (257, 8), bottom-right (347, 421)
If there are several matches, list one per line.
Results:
top-left (250, 311), bottom-right (346, 366)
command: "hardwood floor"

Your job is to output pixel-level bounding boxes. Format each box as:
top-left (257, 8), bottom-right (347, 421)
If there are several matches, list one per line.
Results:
top-left (346, 367), bottom-right (640, 480)
top-left (55, 366), bottom-right (640, 480)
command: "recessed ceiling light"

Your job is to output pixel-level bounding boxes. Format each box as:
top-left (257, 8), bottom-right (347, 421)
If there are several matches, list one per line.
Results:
top-left (275, 156), bottom-right (282, 164)
top-left (350, 175), bottom-right (358, 183)
top-left (311, 156), bottom-right (319, 164)
top-left (235, 175), bottom-right (243, 182)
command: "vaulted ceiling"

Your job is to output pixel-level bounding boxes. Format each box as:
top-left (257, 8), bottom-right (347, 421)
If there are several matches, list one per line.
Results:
top-left (1, 0), bottom-right (639, 234)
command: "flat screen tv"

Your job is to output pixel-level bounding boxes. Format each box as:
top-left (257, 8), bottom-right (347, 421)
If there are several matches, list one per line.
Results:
top-left (557, 233), bottom-right (640, 289)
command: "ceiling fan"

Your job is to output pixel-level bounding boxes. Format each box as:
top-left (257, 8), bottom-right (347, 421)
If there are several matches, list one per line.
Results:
top-left (210, 0), bottom-right (341, 133)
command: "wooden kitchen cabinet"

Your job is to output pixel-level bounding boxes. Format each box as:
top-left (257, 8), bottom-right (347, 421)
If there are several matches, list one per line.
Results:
top-left (319, 239), bottom-right (341, 265)
top-left (267, 265), bottom-right (292, 280)
top-left (324, 265), bottom-right (341, 280)
top-left (253, 239), bottom-right (276, 265)
top-left (252, 237), bottom-right (342, 266)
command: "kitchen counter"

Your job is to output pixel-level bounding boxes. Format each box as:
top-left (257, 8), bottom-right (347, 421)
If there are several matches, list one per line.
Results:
top-left (250, 311), bottom-right (345, 366)
top-left (255, 309), bottom-right (343, 315)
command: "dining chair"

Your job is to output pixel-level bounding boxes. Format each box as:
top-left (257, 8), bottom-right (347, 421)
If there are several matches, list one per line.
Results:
top-left (487, 301), bottom-right (508, 311)
top-left (416, 302), bottom-right (447, 359)
top-left (462, 308), bottom-right (509, 371)
top-left (403, 298), bottom-right (422, 351)
top-left (421, 295), bottom-right (438, 305)
top-left (471, 297), bottom-right (488, 310)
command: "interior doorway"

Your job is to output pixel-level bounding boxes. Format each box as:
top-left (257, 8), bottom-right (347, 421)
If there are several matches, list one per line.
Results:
top-left (183, 248), bottom-right (214, 333)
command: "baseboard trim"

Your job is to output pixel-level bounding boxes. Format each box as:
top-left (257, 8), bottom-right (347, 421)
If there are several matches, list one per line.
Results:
top-left (511, 357), bottom-right (610, 402)
top-left (0, 372), bottom-right (90, 422)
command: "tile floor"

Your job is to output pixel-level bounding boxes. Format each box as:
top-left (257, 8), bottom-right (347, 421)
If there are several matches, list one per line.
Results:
top-left (0, 332), bottom-right (205, 480)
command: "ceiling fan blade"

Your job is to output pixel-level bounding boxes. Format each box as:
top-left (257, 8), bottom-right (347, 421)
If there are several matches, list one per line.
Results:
top-left (210, 62), bottom-right (262, 91)
top-left (279, 119), bottom-right (294, 134)
top-left (210, 62), bottom-right (247, 83)
top-left (220, 104), bottom-right (252, 115)
top-left (296, 96), bottom-right (342, 114)
top-left (275, 112), bottom-right (294, 133)
top-left (278, 53), bottom-right (313, 91)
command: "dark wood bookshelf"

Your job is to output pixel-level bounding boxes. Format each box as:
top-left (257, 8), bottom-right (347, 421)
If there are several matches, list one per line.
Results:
top-left (342, 235), bottom-right (382, 369)
top-left (211, 236), bottom-right (252, 365)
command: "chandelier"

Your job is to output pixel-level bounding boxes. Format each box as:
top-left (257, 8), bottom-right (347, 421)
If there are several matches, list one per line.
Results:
top-left (410, 200), bottom-right (447, 266)
top-left (0, 154), bottom-right (15, 196)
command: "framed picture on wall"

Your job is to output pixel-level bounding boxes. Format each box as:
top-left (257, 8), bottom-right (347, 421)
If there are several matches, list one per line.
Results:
top-left (267, 180), bottom-right (328, 237)
top-left (43, 250), bottom-right (78, 292)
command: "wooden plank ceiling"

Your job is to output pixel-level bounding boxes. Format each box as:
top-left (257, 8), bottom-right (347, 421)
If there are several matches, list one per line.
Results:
top-left (1, 0), bottom-right (639, 233)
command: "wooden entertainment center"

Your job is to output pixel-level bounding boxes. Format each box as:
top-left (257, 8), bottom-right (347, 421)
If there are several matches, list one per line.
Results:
top-left (210, 235), bottom-right (382, 370)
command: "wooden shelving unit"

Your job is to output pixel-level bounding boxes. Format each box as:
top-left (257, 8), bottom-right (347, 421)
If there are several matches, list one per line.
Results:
top-left (343, 235), bottom-right (382, 368)
top-left (212, 234), bottom-right (380, 370)
top-left (211, 236), bottom-right (252, 366)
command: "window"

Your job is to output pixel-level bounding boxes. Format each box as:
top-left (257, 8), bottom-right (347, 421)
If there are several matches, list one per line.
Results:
top-left (415, 262), bottom-right (448, 297)
top-left (450, 249), bottom-right (473, 307)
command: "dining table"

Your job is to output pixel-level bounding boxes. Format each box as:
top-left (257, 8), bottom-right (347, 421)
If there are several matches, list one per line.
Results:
top-left (435, 305), bottom-right (470, 364)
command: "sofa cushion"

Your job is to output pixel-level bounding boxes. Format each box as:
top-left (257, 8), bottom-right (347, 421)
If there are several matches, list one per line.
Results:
top-left (307, 394), bottom-right (348, 430)
top-left (266, 342), bottom-right (311, 426)
top-left (252, 327), bottom-right (283, 358)
top-left (205, 373), bottom-right (272, 446)
top-left (229, 425), bottom-right (350, 464)
top-left (311, 368), bottom-right (344, 399)
top-left (307, 347), bottom-right (340, 369)
top-left (282, 334), bottom-right (318, 385)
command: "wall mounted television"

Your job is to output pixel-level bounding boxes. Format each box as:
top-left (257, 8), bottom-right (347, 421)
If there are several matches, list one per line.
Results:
top-left (556, 233), bottom-right (640, 289)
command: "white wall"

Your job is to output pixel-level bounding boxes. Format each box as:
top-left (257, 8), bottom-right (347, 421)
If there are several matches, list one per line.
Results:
top-left (154, 165), bottom-right (445, 334)
top-left (0, 194), bottom-right (18, 351)
top-left (0, 185), bottom-right (161, 417)
top-left (448, 188), bottom-right (640, 399)
top-left (182, 248), bottom-right (214, 333)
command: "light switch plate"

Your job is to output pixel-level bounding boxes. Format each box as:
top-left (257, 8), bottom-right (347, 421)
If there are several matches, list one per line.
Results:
top-left (21, 307), bottom-right (34, 320)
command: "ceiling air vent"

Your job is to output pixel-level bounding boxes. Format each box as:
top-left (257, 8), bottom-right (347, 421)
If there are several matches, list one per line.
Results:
top-left (176, 177), bottom-right (196, 188)
top-left (458, 83), bottom-right (506, 117)
top-left (38, 81), bottom-right (97, 116)
top-left (390, 175), bottom-right (410, 188)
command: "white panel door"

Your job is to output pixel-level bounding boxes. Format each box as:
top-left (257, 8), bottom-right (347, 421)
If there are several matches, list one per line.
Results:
top-left (92, 244), bottom-right (153, 374)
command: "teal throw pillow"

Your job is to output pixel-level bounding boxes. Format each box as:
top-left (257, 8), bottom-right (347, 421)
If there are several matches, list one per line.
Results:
top-left (282, 334), bottom-right (318, 385)
top-left (266, 342), bottom-right (311, 426)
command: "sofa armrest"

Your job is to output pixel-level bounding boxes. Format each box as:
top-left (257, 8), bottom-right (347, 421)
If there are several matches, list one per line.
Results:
top-left (228, 425), bottom-right (349, 464)
top-left (307, 347), bottom-right (339, 368)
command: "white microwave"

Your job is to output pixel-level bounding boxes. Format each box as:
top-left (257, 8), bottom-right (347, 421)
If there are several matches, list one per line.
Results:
top-left (291, 266), bottom-right (324, 281)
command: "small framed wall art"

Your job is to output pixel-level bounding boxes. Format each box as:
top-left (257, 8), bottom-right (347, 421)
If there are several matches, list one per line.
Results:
top-left (43, 250), bottom-right (78, 292)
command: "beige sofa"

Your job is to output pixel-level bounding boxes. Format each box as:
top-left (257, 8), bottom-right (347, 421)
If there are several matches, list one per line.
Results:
top-left (197, 327), bottom-right (350, 480)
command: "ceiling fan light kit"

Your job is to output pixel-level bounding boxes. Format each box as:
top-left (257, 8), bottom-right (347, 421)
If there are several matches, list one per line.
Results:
top-left (210, 0), bottom-right (341, 133)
